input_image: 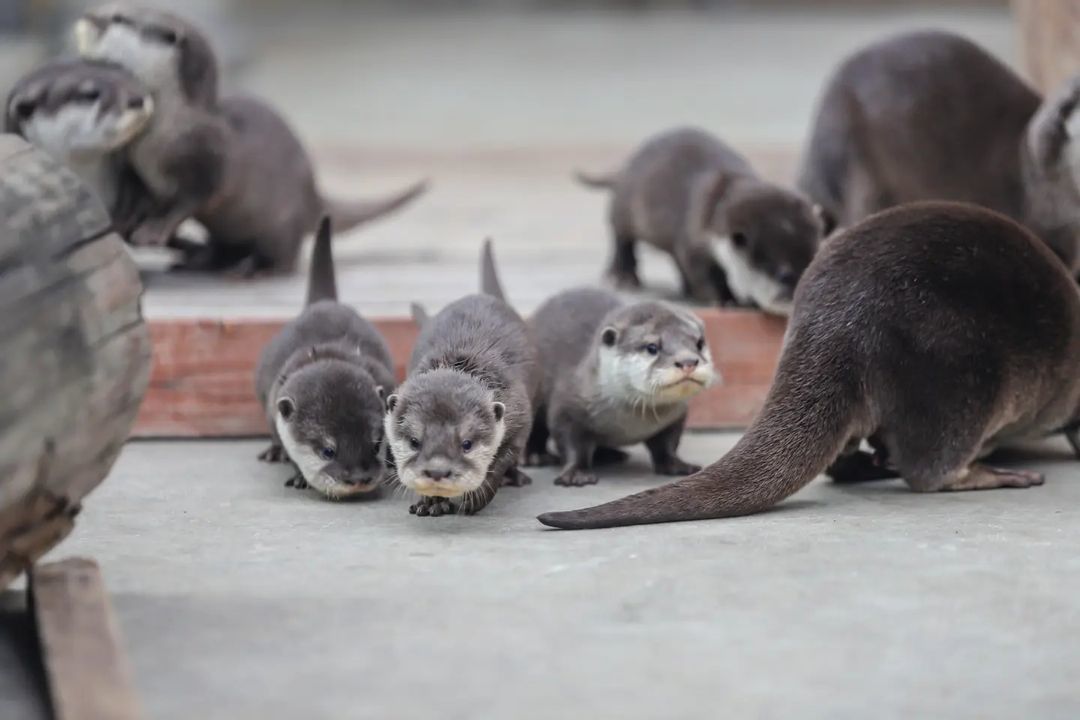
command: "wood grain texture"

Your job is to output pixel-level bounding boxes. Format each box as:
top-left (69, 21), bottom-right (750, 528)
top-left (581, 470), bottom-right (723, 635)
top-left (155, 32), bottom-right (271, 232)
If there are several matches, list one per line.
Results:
top-left (30, 558), bottom-right (142, 720)
top-left (1013, 0), bottom-right (1080, 93)
top-left (0, 135), bottom-right (152, 588)
top-left (134, 309), bottom-right (785, 437)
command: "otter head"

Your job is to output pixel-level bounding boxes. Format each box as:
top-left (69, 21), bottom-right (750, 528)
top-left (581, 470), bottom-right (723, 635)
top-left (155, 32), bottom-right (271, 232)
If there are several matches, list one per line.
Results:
top-left (384, 368), bottom-right (506, 500)
top-left (6, 60), bottom-right (153, 160)
top-left (595, 302), bottom-right (718, 405)
top-left (704, 176), bottom-right (827, 316)
top-left (75, 3), bottom-right (218, 107)
top-left (274, 357), bottom-right (387, 500)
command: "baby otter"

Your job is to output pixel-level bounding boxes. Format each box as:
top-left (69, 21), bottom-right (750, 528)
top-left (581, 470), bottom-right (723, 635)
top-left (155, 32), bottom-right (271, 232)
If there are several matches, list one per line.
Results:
top-left (526, 287), bottom-right (718, 487)
top-left (576, 126), bottom-right (828, 313)
top-left (254, 217), bottom-right (396, 499)
top-left (384, 241), bottom-right (540, 516)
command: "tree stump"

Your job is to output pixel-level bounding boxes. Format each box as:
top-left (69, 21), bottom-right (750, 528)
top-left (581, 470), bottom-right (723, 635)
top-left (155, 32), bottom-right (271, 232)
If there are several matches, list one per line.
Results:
top-left (0, 135), bottom-right (151, 589)
top-left (1013, 0), bottom-right (1080, 94)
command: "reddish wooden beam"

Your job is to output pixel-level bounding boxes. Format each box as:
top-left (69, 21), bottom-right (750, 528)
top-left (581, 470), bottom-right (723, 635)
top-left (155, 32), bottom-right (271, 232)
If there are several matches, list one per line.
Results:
top-left (133, 309), bottom-right (785, 438)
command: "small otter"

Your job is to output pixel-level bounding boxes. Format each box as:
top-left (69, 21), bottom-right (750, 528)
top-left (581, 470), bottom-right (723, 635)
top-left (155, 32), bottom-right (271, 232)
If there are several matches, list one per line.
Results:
top-left (576, 126), bottom-right (828, 313)
top-left (254, 217), bottom-right (396, 499)
top-left (799, 30), bottom-right (1080, 276)
top-left (525, 287), bottom-right (718, 487)
top-left (5, 59), bottom-right (155, 234)
top-left (384, 241), bottom-right (540, 517)
top-left (538, 202), bottom-right (1080, 530)
top-left (75, 3), bottom-right (429, 274)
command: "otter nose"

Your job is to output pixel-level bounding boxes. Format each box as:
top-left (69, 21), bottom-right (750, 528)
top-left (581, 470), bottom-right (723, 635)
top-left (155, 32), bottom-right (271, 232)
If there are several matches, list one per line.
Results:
top-left (423, 468), bottom-right (452, 481)
top-left (674, 358), bottom-right (699, 372)
top-left (776, 267), bottom-right (798, 287)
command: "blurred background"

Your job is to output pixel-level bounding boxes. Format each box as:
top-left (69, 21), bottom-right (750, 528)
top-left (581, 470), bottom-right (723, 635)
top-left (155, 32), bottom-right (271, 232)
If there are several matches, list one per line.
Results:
top-left (0, 0), bottom-right (1020, 316)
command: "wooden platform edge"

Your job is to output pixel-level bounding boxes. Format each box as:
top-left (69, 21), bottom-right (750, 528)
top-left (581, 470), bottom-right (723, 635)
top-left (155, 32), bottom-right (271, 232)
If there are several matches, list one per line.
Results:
top-left (29, 558), bottom-right (142, 720)
top-left (133, 309), bottom-right (787, 438)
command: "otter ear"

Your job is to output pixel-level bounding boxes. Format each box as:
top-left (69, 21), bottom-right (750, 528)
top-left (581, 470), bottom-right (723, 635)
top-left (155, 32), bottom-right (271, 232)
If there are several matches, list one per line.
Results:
top-left (386, 393), bottom-right (399, 413)
top-left (375, 385), bottom-right (386, 402)
top-left (813, 204), bottom-right (837, 237)
top-left (601, 326), bottom-right (619, 347)
top-left (492, 402), bottom-right (505, 422)
top-left (277, 397), bottom-right (295, 421)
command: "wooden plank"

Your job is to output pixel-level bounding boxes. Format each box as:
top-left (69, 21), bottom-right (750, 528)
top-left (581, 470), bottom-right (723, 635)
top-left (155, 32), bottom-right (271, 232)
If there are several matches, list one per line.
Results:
top-left (29, 558), bottom-right (141, 720)
top-left (1013, 0), bottom-right (1080, 94)
top-left (133, 309), bottom-right (785, 437)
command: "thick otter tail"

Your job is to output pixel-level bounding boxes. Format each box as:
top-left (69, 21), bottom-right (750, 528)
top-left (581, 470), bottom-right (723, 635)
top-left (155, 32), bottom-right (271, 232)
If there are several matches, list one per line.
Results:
top-left (573, 169), bottom-right (620, 190)
top-left (322, 179), bottom-right (429, 234)
top-left (305, 216), bottom-right (337, 306)
top-left (537, 346), bottom-right (862, 529)
top-left (480, 238), bottom-right (507, 302)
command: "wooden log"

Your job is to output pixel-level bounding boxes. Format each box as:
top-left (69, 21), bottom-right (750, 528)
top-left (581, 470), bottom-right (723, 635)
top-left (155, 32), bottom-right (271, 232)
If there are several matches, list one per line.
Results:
top-left (30, 558), bottom-right (142, 720)
top-left (1013, 0), bottom-right (1080, 94)
top-left (133, 309), bottom-right (786, 437)
top-left (0, 135), bottom-right (152, 589)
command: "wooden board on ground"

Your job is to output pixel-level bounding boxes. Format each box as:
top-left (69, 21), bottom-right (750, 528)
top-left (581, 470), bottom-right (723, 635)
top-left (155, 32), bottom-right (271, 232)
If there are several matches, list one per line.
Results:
top-left (29, 558), bottom-right (141, 720)
top-left (0, 135), bottom-right (152, 589)
top-left (134, 309), bottom-right (786, 437)
top-left (1013, 0), bottom-right (1080, 93)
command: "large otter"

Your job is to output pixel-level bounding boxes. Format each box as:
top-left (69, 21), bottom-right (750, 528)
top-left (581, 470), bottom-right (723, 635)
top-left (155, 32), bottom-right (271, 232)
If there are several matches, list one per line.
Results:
top-left (539, 202), bottom-right (1080, 530)
top-left (799, 30), bottom-right (1080, 276)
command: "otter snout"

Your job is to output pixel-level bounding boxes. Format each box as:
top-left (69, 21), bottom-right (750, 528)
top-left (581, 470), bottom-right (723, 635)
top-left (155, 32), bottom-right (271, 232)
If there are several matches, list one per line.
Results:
top-left (421, 465), bottom-right (453, 481)
top-left (674, 357), bottom-right (699, 373)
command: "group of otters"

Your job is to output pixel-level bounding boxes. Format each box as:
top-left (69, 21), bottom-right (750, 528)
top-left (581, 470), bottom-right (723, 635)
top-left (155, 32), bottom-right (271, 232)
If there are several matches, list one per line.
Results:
top-left (6, 4), bottom-right (1080, 529)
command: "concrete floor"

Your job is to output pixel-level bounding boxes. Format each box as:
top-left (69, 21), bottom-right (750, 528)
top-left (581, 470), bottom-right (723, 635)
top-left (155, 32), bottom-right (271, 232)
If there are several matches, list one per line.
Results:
top-left (9, 434), bottom-right (1074, 719)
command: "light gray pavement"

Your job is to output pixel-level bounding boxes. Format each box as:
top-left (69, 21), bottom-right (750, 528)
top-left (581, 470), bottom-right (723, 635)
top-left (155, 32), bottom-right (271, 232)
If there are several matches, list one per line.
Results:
top-left (33, 433), bottom-right (1080, 719)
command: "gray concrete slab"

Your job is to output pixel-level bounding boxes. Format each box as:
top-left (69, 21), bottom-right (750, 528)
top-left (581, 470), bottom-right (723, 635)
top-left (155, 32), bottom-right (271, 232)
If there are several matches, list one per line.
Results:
top-left (41, 433), bottom-right (1080, 720)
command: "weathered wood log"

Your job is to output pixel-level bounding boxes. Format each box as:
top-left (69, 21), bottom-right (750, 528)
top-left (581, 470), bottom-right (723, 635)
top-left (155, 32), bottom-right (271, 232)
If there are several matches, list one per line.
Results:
top-left (0, 135), bottom-right (151, 589)
top-left (1013, 0), bottom-right (1080, 94)
top-left (133, 309), bottom-right (786, 437)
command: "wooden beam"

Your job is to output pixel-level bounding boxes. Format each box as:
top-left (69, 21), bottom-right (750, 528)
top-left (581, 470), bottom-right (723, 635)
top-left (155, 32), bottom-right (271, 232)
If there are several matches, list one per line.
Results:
top-left (1013, 0), bottom-right (1080, 94)
top-left (133, 309), bottom-right (785, 437)
top-left (29, 558), bottom-right (141, 720)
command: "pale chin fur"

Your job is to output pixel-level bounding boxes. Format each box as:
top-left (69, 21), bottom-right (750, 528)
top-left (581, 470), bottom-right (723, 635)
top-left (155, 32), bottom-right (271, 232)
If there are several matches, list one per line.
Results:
top-left (275, 414), bottom-right (379, 500)
top-left (76, 21), bottom-right (180, 98)
top-left (712, 234), bottom-right (794, 317)
top-left (383, 412), bottom-right (504, 498)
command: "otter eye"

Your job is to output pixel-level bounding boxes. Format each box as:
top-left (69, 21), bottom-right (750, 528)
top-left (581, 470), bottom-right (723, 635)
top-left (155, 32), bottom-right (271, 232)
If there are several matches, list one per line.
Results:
top-left (409, 437), bottom-right (421, 450)
top-left (644, 343), bottom-right (660, 356)
top-left (111, 13), bottom-right (133, 26)
top-left (13, 100), bottom-right (34, 120)
top-left (75, 88), bottom-right (101, 103)
top-left (320, 446), bottom-right (336, 461)
top-left (462, 439), bottom-right (473, 453)
top-left (732, 232), bottom-right (749, 249)
top-left (696, 338), bottom-right (705, 352)
top-left (158, 28), bottom-right (179, 45)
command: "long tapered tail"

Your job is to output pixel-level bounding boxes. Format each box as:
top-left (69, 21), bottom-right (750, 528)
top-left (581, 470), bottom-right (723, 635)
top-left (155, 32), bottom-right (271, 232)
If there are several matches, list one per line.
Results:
top-left (480, 238), bottom-right (507, 302)
top-left (305, 216), bottom-right (337, 305)
top-left (323, 178), bottom-right (429, 234)
top-left (537, 349), bottom-right (861, 529)
top-left (573, 169), bottom-right (619, 190)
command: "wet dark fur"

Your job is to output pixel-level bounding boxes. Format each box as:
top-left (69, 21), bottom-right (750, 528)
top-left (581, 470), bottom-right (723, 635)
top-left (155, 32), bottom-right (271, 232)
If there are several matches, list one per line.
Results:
top-left (79, 4), bottom-right (428, 274)
top-left (578, 126), bottom-right (825, 305)
top-left (799, 30), bottom-right (1080, 276)
top-left (539, 202), bottom-right (1080, 529)
top-left (526, 287), bottom-right (709, 486)
top-left (254, 218), bottom-right (395, 492)
top-left (387, 244), bottom-right (540, 516)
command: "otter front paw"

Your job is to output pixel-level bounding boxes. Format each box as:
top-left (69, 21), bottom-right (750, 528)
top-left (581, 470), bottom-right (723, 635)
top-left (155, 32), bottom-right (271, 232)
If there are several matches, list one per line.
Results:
top-left (502, 466), bottom-right (533, 487)
top-left (554, 468), bottom-right (598, 487)
top-left (653, 458), bottom-right (701, 476)
top-left (285, 474), bottom-right (309, 490)
top-left (258, 444), bottom-right (287, 463)
top-left (409, 497), bottom-right (455, 517)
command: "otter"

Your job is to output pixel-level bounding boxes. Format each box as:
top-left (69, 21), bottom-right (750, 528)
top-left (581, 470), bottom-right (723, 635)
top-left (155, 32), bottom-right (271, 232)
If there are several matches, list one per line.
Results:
top-left (538, 202), bottom-right (1080, 530)
top-left (799, 30), bottom-right (1080, 276)
top-left (525, 287), bottom-right (718, 486)
top-left (576, 126), bottom-right (829, 313)
top-left (254, 217), bottom-right (396, 499)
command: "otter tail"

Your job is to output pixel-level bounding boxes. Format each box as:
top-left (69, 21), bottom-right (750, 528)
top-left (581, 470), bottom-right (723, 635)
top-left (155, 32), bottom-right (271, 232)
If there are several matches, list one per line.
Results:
top-left (305, 216), bottom-right (337, 306)
top-left (573, 169), bottom-right (620, 190)
top-left (322, 178), bottom-right (429, 235)
top-left (480, 238), bottom-right (507, 303)
top-left (537, 344), bottom-right (862, 529)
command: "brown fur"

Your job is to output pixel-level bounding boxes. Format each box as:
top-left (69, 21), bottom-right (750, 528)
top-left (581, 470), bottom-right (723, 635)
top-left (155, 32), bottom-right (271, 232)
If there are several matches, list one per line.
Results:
top-left (539, 202), bottom-right (1080, 529)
